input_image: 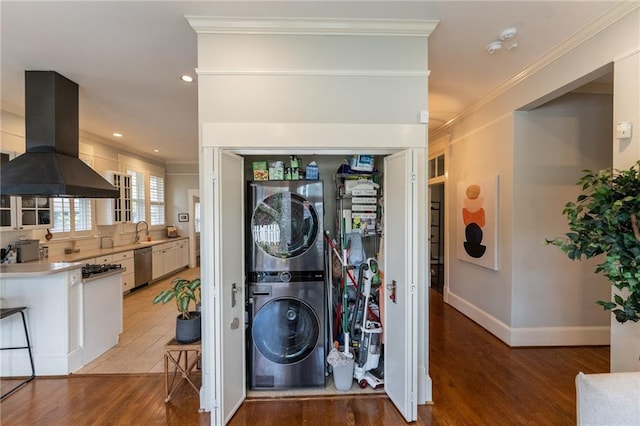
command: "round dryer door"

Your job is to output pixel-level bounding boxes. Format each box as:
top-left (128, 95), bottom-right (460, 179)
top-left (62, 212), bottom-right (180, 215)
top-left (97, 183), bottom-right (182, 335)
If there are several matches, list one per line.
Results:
top-left (252, 297), bottom-right (320, 364)
top-left (251, 191), bottom-right (319, 259)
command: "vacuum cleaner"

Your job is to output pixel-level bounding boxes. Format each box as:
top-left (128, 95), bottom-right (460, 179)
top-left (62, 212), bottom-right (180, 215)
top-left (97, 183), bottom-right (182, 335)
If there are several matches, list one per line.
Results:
top-left (351, 258), bottom-right (384, 389)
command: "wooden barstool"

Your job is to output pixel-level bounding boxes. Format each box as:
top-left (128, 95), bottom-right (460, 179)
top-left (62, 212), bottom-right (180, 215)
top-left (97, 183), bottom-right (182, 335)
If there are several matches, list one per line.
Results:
top-left (1, 307), bottom-right (35, 400)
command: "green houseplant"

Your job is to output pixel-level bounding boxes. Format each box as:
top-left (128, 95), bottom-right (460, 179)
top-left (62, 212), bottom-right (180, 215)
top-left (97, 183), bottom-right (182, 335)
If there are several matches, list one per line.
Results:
top-left (153, 277), bottom-right (202, 343)
top-left (546, 161), bottom-right (640, 324)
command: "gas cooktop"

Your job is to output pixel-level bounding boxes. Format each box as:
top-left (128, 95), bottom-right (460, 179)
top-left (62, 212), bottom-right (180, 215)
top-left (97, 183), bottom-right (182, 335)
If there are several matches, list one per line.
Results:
top-left (82, 263), bottom-right (122, 279)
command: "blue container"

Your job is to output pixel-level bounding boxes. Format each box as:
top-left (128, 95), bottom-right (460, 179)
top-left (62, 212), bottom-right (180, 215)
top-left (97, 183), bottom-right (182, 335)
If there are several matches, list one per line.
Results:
top-left (306, 163), bottom-right (319, 180)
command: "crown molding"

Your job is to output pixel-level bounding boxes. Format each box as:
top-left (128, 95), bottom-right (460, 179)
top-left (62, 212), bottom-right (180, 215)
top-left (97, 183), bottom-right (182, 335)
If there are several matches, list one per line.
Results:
top-left (186, 16), bottom-right (438, 37)
top-left (196, 68), bottom-right (429, 77)
top-left (430, 1), bottom-right (639, 141)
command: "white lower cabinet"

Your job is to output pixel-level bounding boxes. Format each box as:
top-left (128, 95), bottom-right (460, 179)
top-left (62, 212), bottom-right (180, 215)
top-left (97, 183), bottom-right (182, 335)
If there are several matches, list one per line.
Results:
top-left (112, 251), bottom-right (134, 294)
top-left (152, 247), bottom-right (164, 280)
top-left (83, 271), bottom-right (122, 364)
top-left (150, 240), bottom-right (188, 281)
top-left (178, 240), bottom-right (188, 268)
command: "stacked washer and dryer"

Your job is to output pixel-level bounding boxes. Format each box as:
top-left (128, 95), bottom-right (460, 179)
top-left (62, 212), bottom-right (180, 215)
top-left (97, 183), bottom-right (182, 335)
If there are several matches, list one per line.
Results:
top-left (246, 181), bottom-right (326, 389)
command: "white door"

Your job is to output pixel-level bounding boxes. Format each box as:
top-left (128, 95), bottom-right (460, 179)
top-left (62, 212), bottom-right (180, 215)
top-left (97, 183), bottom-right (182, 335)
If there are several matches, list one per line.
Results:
top-left (384, 149), bottom-right (418, 422)
top-left (211, 148), bottom-right (246, 424)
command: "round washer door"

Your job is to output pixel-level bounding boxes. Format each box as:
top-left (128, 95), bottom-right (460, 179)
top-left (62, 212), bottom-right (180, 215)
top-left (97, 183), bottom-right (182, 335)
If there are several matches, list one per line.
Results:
top-left (251, 191), bottom-right (319, 259)
top-left (252, 297), bottom-right (319, 364)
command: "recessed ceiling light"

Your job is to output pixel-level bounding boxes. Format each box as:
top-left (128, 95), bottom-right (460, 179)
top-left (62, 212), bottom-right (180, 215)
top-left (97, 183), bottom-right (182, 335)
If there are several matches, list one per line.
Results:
top-left (180, 75), bottom-right (194, 83)
top-left (113, 132), bottom-right (123, 138)
top-left (153, 149), bottom-right (160, 153)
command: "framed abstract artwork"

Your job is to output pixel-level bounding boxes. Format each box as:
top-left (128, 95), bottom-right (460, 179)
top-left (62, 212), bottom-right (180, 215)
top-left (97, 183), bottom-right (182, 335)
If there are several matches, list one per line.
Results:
top-left (456, 175), bottom-right (499, 270)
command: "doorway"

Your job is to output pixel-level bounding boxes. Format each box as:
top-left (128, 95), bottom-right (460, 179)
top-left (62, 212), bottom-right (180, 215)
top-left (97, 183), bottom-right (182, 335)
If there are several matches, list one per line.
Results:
top-left (242, 154), bottom-right (384, 396)
top-left (201, 145), bottom-right (427, 423)
top-left (429, 183), bottom-right (445, 293)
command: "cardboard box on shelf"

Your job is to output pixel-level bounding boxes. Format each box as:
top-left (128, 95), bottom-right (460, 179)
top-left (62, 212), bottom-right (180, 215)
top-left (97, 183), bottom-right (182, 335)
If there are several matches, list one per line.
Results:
top-left (253, 162), bottom-right (268, 181)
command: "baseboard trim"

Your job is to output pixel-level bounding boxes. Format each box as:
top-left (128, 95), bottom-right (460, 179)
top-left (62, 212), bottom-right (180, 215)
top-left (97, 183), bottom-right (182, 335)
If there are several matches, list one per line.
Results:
top-left (445, 291), bottom-right (610, 347)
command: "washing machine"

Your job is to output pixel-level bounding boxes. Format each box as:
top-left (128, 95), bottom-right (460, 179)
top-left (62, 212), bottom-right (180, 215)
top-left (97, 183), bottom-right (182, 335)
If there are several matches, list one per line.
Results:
top-left (247, 181), bottom-right (324, 273)
top-left (248, 271), bottom-right (325, 389)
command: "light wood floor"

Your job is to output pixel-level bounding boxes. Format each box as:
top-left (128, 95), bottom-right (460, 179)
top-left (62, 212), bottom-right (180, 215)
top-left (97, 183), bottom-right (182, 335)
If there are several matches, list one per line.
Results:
top-left (1, 287), bottom-right (609, 425)
top-left (76, 267), bottom-right (201, 374)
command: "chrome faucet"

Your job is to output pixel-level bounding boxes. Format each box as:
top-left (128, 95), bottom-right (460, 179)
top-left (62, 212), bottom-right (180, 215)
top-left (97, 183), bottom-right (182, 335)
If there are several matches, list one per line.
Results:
top-left (135, 221), bottom-right (149, 243)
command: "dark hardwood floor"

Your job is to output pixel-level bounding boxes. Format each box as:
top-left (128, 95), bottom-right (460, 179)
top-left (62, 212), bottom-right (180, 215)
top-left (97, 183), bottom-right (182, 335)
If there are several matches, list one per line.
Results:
top-left (1, 289), bottom-right (609, 425)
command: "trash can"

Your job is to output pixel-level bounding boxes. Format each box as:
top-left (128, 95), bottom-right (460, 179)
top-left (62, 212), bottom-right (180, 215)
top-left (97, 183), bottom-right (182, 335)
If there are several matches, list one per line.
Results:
top-left (333, 356), bottom-right (355, 391)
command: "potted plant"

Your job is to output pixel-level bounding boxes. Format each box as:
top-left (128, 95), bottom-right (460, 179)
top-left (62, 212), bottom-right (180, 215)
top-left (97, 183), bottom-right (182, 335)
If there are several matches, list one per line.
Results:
top-left (153, 277), bottom-right (202, 343)
top-left (546, 161), bottom-right (640, 324)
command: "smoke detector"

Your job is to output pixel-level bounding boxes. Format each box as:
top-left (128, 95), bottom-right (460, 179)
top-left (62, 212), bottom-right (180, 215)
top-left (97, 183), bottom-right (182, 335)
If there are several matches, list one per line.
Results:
top-left (487, 41), bottom-right (503, 54)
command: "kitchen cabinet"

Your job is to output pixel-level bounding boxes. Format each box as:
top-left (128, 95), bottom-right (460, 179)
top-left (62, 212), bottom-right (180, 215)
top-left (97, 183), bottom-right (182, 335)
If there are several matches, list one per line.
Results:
top-left (1, 151), bottom-right (52, 230)
top-left (112, 251), bottom-right (134, 293)
top-left (18, 196), bottom-right (52, 228)
top-left (1, 195), bottom-right (51, 231)
top-left (151, 240), bottom-right (188, 281)
top-left (164, 245), bottom-right (179, 275)
top-left (178, 239), bottom-right (188, 268)
top-left (83, 270), bottom-right (122, 364)
top-left (95, 254), bottom-right (113, 264)
top-left (96, 171), bottom-right (132, 225)
top-left (0, 264), bottom-right (84, 376)
top-left (152, 246), bottom-right (164, 280)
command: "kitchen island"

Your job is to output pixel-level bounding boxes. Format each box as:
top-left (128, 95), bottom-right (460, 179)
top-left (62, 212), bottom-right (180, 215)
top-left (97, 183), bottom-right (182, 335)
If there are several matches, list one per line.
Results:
top-left (0, 262), bottom-right (123, 376)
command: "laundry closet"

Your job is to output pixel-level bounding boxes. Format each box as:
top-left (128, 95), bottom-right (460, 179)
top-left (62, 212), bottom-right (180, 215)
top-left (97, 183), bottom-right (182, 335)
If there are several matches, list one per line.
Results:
top-left (188, 16), bottom-right (437, 423)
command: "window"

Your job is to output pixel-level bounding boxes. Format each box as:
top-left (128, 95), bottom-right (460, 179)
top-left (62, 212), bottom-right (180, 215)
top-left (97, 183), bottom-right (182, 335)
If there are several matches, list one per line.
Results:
top-left (149, 174), bottom-right (165, 226)
top-left (128, 169), bottom-right (145, 223)
top-left (428, 154), bottom-right (445, 180)
top-left (50, 198), bottom-right (92, 235)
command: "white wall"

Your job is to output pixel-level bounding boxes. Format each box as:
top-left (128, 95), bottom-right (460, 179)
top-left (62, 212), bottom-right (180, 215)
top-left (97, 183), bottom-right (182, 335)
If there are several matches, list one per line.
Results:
top-left (433, 7), bottom-right (639, 350)
top-left (447, 113), bottom-right (514, 336)
top-left (610, 50), bottom-right (640, 372)
top-left (512, 93), bottom-right (612, 338)
top-left (165, 163), bottom-right (199, 239)
top-left (192, 18), bottom-right (435, 415)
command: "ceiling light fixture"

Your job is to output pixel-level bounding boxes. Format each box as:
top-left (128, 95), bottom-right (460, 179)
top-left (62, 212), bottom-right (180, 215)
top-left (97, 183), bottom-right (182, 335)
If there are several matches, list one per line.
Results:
top-left (486, 41), bottom-right (503, 54)
top-left (153, 149), bottom-right (160, 153)
top-left (500, 27), bottom-right (518, 41)
top-left (113, 132), bottom-right (123, 138)
top-left (180, 75), bottom-right (194, 83)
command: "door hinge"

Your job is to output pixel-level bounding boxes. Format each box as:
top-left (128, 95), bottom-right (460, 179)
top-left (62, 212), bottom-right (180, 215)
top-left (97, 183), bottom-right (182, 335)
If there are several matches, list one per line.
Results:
top-left (409, 172), bottom-right (417, 183)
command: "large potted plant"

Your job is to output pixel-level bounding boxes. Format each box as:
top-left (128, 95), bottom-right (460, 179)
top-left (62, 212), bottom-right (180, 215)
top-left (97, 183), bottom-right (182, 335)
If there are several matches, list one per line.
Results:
top-left (153, 277), bottom-right (202, 343)
top-left (546, 161), bottom-right (640, 324)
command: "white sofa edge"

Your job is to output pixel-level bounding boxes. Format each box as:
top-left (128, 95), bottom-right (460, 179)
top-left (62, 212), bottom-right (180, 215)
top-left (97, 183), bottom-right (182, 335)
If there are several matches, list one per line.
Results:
top-left (576, 371), bottom-right (640, 425)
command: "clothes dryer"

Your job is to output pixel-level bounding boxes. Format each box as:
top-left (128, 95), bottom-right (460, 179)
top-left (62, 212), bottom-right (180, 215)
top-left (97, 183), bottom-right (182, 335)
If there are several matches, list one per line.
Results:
top-left (247, 181), bottom-right (324, 273)
top-left (248, 272), bottom-right (325, 389)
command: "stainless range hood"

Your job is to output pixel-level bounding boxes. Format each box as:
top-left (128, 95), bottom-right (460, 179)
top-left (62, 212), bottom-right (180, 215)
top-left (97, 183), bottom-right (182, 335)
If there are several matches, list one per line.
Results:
top-left (0, 71), bottom-right (119, 198)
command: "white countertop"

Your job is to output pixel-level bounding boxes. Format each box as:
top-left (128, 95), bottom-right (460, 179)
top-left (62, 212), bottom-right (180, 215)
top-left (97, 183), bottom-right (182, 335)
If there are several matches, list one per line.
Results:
top-left (1, 236), bottom-right (188, 277)
top-left (52, 236), bottom-right (189, 263)
top-left (0, 261), bottom-right (85, 277)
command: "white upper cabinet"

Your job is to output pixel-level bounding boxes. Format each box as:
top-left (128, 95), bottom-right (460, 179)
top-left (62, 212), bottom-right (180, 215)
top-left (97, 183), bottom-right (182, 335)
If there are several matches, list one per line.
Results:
top-left (1, 152), bottom-right (52, 230)
top-left (96, 171), bottom-right (132, 225)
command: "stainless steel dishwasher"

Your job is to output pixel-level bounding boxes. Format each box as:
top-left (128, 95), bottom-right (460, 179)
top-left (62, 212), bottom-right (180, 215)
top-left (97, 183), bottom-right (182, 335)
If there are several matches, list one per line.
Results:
top-left (134, 247), bottom-right (152, 288)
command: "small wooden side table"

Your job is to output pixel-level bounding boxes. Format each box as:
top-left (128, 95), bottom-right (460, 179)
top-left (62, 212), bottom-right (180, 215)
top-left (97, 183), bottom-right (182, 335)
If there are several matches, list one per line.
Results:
top-left (163, 338), bottom-right (201, 402)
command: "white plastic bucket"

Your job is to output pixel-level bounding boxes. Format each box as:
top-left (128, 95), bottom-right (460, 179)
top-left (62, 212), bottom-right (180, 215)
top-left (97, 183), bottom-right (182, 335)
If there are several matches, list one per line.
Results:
top-left (333, 357), bottom-right (355, 391)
